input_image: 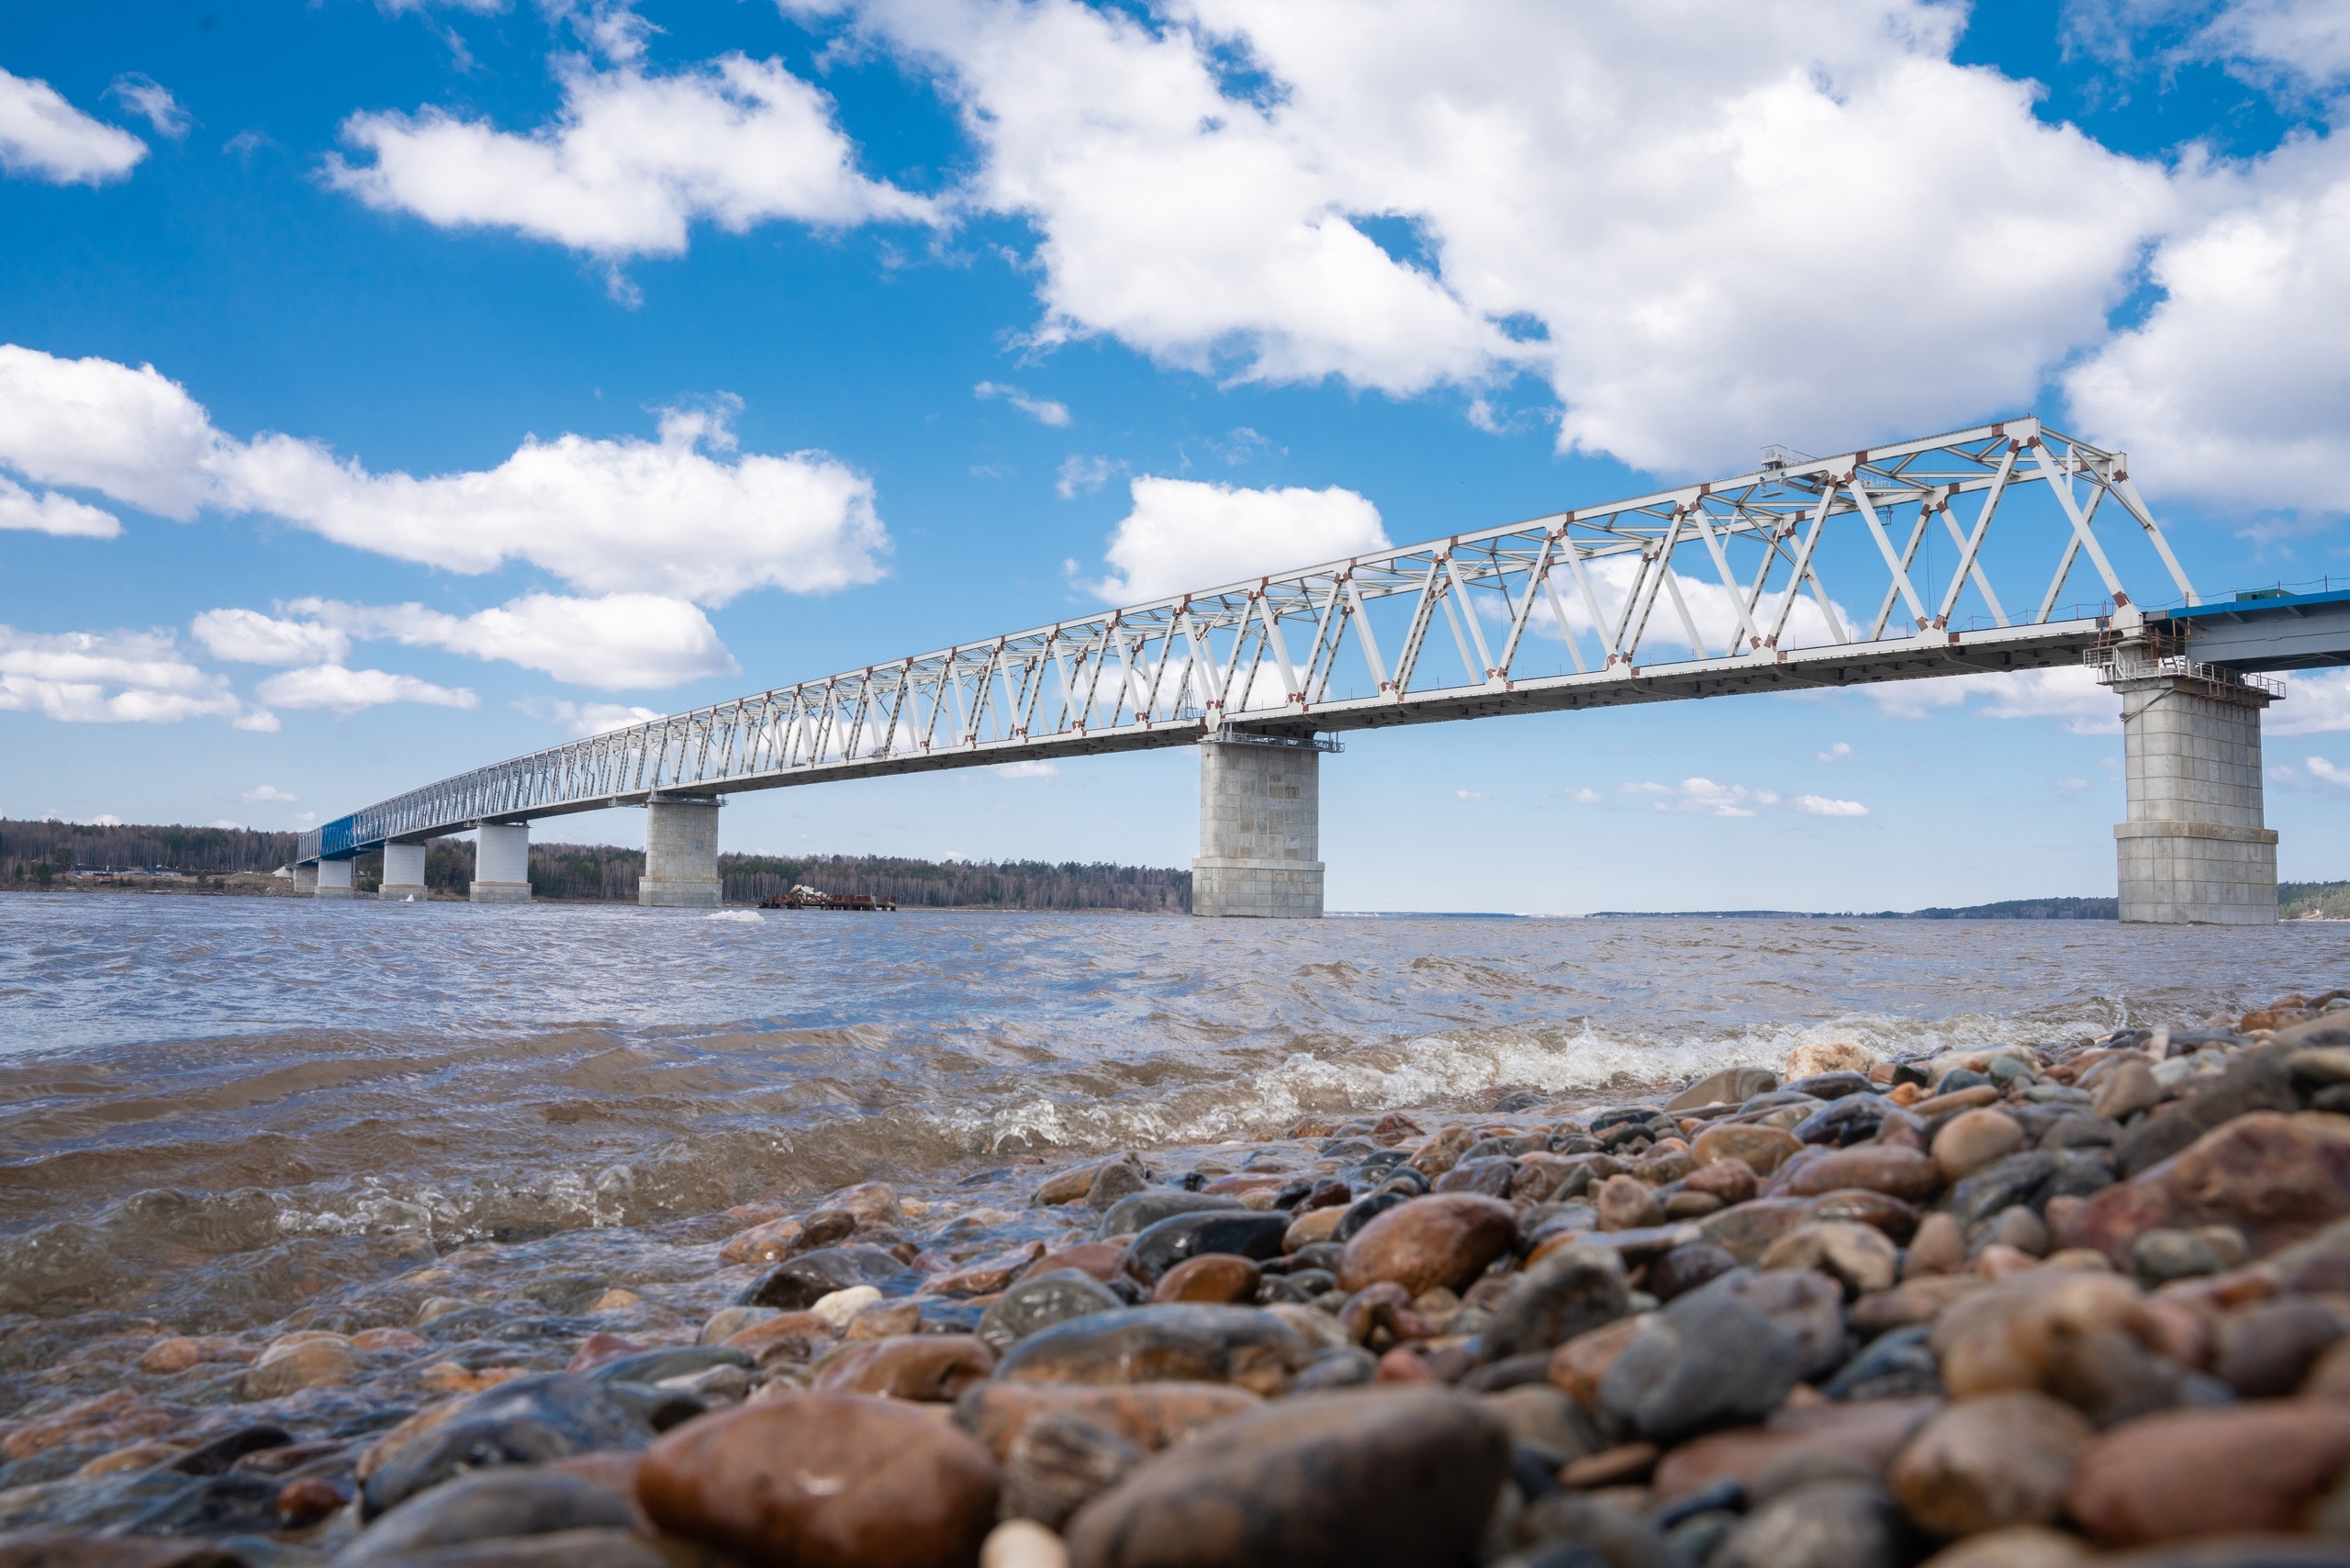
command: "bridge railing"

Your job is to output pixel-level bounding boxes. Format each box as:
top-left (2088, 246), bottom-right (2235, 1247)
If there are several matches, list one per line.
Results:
top-left (298, 414), bottom-right (2197, 862)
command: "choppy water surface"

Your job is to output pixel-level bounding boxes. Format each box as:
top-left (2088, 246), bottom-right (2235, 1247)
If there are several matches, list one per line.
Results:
top-left (2, 893), bottom-right (2344, 1333)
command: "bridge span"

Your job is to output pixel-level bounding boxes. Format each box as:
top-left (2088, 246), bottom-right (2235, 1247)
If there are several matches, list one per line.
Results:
top-left (295, 416), bottom-right (2350, 923)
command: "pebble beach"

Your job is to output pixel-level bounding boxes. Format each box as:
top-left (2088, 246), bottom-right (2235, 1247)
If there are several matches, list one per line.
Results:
top-left (5, 983), bottom-right (2350, 1568)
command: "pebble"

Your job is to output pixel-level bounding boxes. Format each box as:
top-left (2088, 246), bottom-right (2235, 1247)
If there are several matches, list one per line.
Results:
top-left (1335, 1193), bottom-right (1517, 1296)
top-left (740, 1246), bottom-right (912, 1310)
top-left (1651, 1396), bottom-right (1936, 1501)
top-left (1479, 1243), bottom-right (1630, 1361)
top-left (1932, 1109), bottom-right (2026, 1182)
top-left (1595, 1174), bottom-right (1666, 1232)
top-left (982, 1519), bottom-right (1072, 1568)
top-left (639, 1392), bottom-right (998, 1568)
top-left (2213, 1297), bottom-right (2345, 1396)
top-left (1759, 1222), bottom-right (1897, 1298)
top-left (2064, 1112), bottom-right (2350, 1264)
top-left (1917, 1526), bottom-right (2090, 1568)
top-left (1062, 1388), bottom-right (1509, 1568)
top-left (1932, 1271), bottom-right (2187, 1425)
top-left (1095, 1192), bottom-right (1244, 1240)
top-left (1647, 1242), bottom-right (1738, 1302)
top-left (980, 1271), bottom-right (1126, 1351)
top-left (811, 1334), bottom-right (996, 1401)
top-left (956, 1383), bottom-right (1263, 1461)
top-left (2065, 1402), bottom-right (2350, 1545)
top-left (1147, 1255), bottom-right (1259, 1304)
top-left (240, 1337), bottom-right (356, 1400)
top-left (1596, 1277), bottom-right (1807, 1443)
top-left (1125, 1212), bottom-right (1291, 1282)
top-left (338, 1470), bottom-right (638, 1568)
top-left (2092, 1059), bottom-right (2165, 1121)
top-left (993, 1305), bottom-right (1312, 1394)
top-left (1668, 1067), bottom-right (1781, 1112)
top-left (1774, 1145), bottom-right (1941, 1202)
top-left (1691, 1126), bottom-right (1804, 1177)
top-left (1887, 1391), bottom-right (2092, 1536)
top-left (1716, 1478), bottom-right (1910, 1568)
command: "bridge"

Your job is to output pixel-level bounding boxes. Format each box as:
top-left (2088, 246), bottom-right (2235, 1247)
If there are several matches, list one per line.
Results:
top-left (295, 416), bottom-right (2350, 923)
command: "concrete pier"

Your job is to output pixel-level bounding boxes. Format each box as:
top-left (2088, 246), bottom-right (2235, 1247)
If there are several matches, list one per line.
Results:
top-left (472, 823), bottom-right (532, 903)
top-left (1192, 733), bottom-right (1325, 919)
top-left (642, 797), bottom-right (722, 908)
top-left (316, 858), bottom-right (355, 900)
top-left (381, 842), bottom-right (428, 901)
top-left (2111, 655), bottom-right (2278, 924)
top-left (293, 864), bottom-right (319, 896)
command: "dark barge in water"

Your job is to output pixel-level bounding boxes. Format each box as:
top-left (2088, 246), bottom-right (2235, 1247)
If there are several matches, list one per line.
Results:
top-left (757, 884), bottom-right (897, 911)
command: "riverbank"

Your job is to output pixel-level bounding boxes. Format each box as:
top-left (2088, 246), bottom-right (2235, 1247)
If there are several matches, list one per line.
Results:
top-left (2, 982), bottom-right (2346, 1566)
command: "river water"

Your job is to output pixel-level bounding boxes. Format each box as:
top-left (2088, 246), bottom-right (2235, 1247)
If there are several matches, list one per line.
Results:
top-left (2, 893), bottom-right (2345, 1335)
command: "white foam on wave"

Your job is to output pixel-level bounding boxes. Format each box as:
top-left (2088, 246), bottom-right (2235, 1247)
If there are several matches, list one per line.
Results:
top-left (706, 910), bottom-right (763, 924)
top-left (943, 1005), bottom-right (2123, 1155)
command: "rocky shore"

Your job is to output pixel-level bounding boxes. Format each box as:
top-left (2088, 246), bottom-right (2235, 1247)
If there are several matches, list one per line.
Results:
top-left (5, 991), bottom-right (2350, 1568)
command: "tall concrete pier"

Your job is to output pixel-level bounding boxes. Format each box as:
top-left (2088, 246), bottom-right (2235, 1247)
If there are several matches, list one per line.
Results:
top-left (381, 842), bottom-right (427, 900)
top-left (1192, 732), bottom-right (1326, 919)
top-left (472, 823), bottom-right (532, 903)
top-left (641, 797), bottom-right (723, 908)
top-left (316, 859), bottom-right (354, 900)
top-left (2109, 647), bottom-right (2280, 924)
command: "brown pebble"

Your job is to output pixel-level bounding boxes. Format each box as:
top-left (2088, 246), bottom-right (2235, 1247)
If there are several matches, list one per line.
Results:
top-left (2065, 1400), bottom-right (2350, 1545)
top-left (1336, 1193), bottom-right (1517, 1297)
top-left (813, 1335), bottom-right (996, 1402)
top-left (1150, 1255), bottom-right (1260, 1305)
top-left (638, 1392), bottom-right (999, 1568)
top-left (1559, 1441), bottom-right (1659, 1489)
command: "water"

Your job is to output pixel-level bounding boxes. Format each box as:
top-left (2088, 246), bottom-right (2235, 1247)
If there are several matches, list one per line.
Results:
top-left (2, 893), bottom-right (2344, 1337)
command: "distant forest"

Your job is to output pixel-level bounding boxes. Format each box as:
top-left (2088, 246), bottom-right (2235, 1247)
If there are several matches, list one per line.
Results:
top-left (0, 819), bottom-right (1191, 911)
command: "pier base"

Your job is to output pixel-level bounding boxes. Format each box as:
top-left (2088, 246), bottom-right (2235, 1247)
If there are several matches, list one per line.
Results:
top-left (472, 823), bottom-right (532, 903)
top-left (381, 842), bottom-right (428, 902)
top-left (293, 864), bottom-right (319, 896)
top-left (2112, 660), bottom-right (2277, 925)
top-left (642, 798), bottom-right (722, 908)
top-left (316, 858), bottom-right (355, 900)
top-left (1192, 733), bottom-right (1325, 919)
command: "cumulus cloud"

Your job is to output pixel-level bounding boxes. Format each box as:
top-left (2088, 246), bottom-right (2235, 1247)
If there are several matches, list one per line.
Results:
top-left (253, 665), bottom-right (479, 715)
top-left (1621, 778), bottom-right (1778, 818)
top-left (242, 784), bottom-right (297, 803)
top-left (2066, 134), bottom-right (2350, 516)
top-left (1787, 793), bottom-right (1870, 817)
top-left (106, 74), bottom-right (187, 139)
top-left (0, 348), bottom-right (890, 606)
top-left (2310, 755), bottom-right (2350, 788)
top-left (327, 53), bottom-right (932, 261)
top-left (973, 380), bottom-right (1071, 426)
top-left (1566, 787), bottom-right (1603, 804)
top-left (0, 68), bottom-right (146, 185)
top-left (805, 0), bottom-right (2168, 473)
top-left (0, 476), bottom-right (118, 538)
top-left (1087, 477), bottom-right (1389, 603)
top-left (1868, 666), bottom-right (2120, 734)
top-left (1056, 454), bottom-right (1124, 498)
top-left (523, 698), bottom-right (667, 735)
top-left (291, 592), bottom-right (738, 689)
top-left (2271, 668), bottom-right (2350, 734)
top-left (0, 626), bottom-right (242, 724)
top-left (192, 608), bottom-right (352, 668)
top-left (1818, 742), bottom-right (1853, 764)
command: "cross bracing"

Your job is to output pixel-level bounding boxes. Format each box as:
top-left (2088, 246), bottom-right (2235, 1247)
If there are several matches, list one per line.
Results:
top-left (300, 415), bottom-right (2195, 862)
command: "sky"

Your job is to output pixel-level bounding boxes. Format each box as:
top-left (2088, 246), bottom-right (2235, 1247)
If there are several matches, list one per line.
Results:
top-left (2, 0), bottom-right (2347, 913)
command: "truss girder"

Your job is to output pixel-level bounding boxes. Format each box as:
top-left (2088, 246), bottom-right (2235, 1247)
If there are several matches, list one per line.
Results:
top-left (300, 416), bottom-right (2189, 862)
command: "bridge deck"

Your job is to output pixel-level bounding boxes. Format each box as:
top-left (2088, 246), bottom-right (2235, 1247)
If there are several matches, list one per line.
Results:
top-left (300, 414), bottom-right (2246, 862)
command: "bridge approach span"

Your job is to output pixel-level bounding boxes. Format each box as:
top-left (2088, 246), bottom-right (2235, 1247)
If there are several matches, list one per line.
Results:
top-left (293, 416), bottom-right (2325, 921)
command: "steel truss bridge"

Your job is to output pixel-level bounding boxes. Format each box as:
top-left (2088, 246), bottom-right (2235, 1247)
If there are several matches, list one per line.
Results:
top-left (301, 416), bottom-right (2209, 862)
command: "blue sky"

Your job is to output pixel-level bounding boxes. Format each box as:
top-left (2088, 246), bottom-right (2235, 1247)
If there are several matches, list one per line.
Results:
top-left (2, 0), bottom-right (2346, 913)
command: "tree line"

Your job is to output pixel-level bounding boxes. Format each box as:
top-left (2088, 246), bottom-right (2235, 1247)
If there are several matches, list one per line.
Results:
top-left (0, 819), bottom-right (301, 886)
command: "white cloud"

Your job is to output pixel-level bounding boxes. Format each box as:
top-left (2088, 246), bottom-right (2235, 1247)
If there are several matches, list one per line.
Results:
top-left (990, 759), bottom-right (1058, 778)
top-left (2065, 133), bottom-right (2350, 516)
top-left (2055, 777), bottom-right (2092, 790)
top-left (1817, 742), bottom-right (1852, 764)
top-left (1566, 787), bottom-right (1603, 804)
top-left (0, 68), bottom-right (146, 185)
top-left (525, 698), bottom-right (666, 736)
top-left (1056, 454), bottom-right (1124, 498)
top-left (974, 380), bottom-right (1071, 426)
top-left (1868, 666), bottom-right (2120, 734)
top-left (242, 784), bottom-right (298, 803)
top-left (0, 349), bottom-right (890, 606)
top-left (1787, 793), bottom-right (1869, 817)
top-left (1622, 778), bottom-right (1778, 818)
top-left (811, 0), bottom-right (2169, 474)
top-left (1505, 550), bottom-right (1854, 664)
top-left (107, 74), bottom-right (187, 139)
top-left (253, 665), bottom-right (479, 715)
top-left (2272, 669), bottom-right (2350, 734)
top-left (0, 626), bottom-right (242, 724)
top-left (0, 476), bottom-right (118, 538)
top-left (1454, 789), bottom-right (1489, 801)
top-left (2310, 756), bottom-right (2350, 788)
top-left (1087, 476), bottom-right (1388, 603)
top-left (292, 592), bottom-right (736, 689)
top-left (192, 608), bottom-right (352, 668)
top-left (208, 819), bottom-right (242, 829)
top-left (326, 53), bottom-right (932, 261)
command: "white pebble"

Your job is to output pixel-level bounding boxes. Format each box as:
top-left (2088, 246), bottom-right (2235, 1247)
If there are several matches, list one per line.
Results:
top-left (809, 1285), bottom-right (882, 1331)
top-left (980, 1519), bottom-right (1069, 1568)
